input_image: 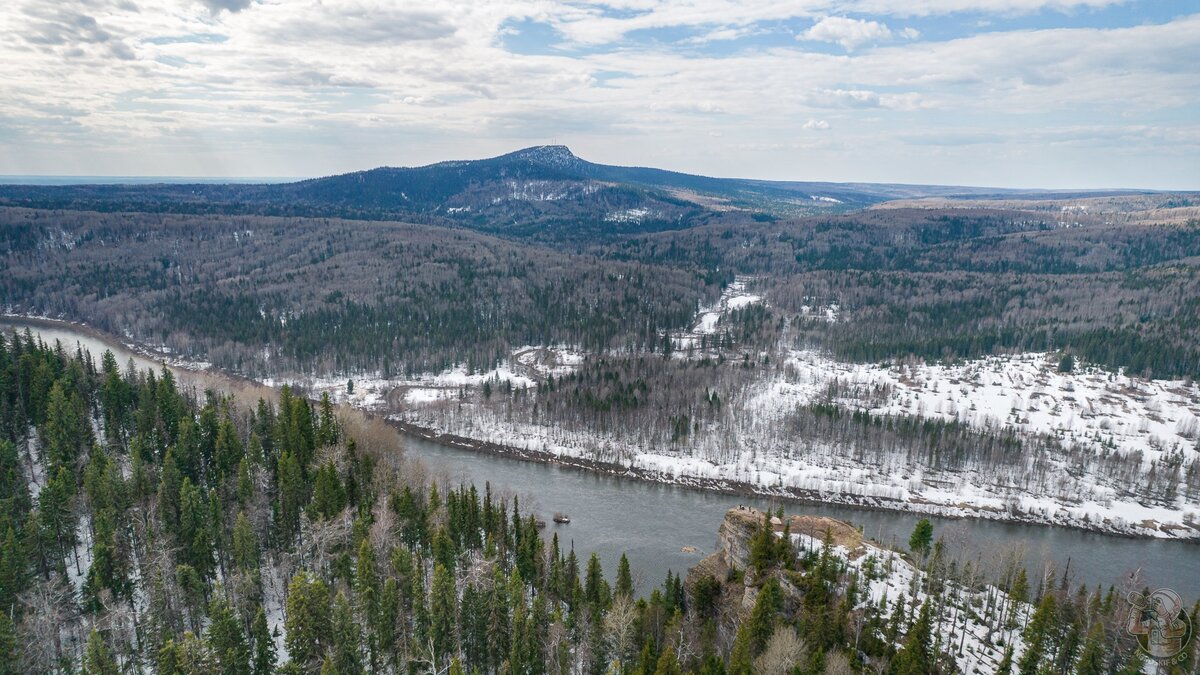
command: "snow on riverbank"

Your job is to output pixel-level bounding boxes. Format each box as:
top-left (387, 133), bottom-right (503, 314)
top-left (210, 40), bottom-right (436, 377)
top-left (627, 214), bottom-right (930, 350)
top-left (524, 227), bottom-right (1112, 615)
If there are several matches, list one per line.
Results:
top-left (758, 350), bottom-right (1200, 462)
top-left (397, 395), bottom-right (1200, 538)
top-left (302, 275), bottom-right (1199, 539)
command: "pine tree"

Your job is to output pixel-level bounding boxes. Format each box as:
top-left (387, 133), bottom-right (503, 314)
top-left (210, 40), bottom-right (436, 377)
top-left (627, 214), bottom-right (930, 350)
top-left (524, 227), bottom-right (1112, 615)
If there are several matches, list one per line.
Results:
top-left (331, 590), bottom-right (362, 674)
top-left (1018, 593), bottom-right (1057, 675)
top-left (1074, 621), bottom-right (1106, 675)
top-left (82, 629), bottom-right (119, 675)
top-left (909, 519), bottom-right (933, 558)
top-left (431, 562), bottom-right (458, 661)
top-left (285, 571), bottom-right (333, 672)
top-left (251, 607), bottom-right (277, 675)
top-left (208, 595), bottom-right (252, 675)
top-left (890, 600), bottom-right (934, 675)
top-left (232, 511), bottom-right (259, 572)
top-left (609, 553), bottom-right (633, 600)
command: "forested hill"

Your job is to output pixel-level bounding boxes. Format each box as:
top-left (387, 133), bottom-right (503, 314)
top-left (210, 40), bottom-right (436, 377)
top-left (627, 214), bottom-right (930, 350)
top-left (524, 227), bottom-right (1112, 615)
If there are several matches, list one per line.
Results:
top-left (0, 146), bottom-right (1166, 242)
top-left (1, 330), bottom-right (1184, 673)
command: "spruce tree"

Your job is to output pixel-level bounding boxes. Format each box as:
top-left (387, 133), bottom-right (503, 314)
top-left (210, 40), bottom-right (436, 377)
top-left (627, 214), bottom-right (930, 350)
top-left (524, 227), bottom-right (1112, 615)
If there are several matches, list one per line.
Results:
top-left (285, 571), bottom-right (333, 672)
top-left (330, 590), bottom-right (362, 674)
top-left (251, 607), bottom-right (276, 675)
top-left (747, 577), bottom-right (782, 654)
top-left (616, 553), bottom-right (634, 599)
top-left (994, 646), bottom-right (1013, 675)
top-left (890, 600), bottom-right (934, 675)
top-left (1018, 593), bottom-right (1057, 675)
top-left (82, 629), bottom-right (119, 675)
top-left (431, 562), bottom-right (458, 661)
top-left (909, 519), bottom-right (933, 558)
top-left (1074, 622), bottom-right (1106, 675)
top-left (208, 595), bottom-right (252, 675)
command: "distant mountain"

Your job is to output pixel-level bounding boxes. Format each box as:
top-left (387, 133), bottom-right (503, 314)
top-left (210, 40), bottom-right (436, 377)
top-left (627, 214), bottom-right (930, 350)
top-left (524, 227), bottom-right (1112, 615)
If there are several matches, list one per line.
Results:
top-left (0, 145), bottom-right (1170, 241)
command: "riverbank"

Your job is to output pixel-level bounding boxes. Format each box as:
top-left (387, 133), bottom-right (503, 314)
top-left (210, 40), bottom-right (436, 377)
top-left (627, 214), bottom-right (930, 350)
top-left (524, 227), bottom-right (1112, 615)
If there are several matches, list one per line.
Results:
top-left (385, 416), bottom-right (1200, 541)
top-left (5, 314), bottom-right (1198, 542)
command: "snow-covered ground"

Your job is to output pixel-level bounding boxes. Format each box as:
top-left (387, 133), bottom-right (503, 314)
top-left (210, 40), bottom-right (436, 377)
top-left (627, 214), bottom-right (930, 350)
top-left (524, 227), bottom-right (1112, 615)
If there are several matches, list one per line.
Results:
top-left (790, 527), bottom-right (1030, 674)
top-left (691, 277), bottom-right (761, 336)
top-left (383, 278), bottom-right (1199, 539)
top-left (758, 350), bottom-right (1200, 461)
top-left (264, 360), bottom-right (542, 411)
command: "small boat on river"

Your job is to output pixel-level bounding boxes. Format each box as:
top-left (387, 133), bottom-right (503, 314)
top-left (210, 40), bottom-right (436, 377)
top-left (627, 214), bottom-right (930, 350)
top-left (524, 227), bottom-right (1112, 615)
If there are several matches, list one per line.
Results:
top-left (553, 512), bottom-right (571, 524)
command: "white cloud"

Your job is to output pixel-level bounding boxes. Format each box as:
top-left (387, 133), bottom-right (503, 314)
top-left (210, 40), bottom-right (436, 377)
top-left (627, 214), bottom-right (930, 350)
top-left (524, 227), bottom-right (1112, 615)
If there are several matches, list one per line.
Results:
top-left (0, 0), bottom-right (1195, 188)
top-left (200, 0), bottom-right (252, 14)
top-left (802, 16), bottom-right (893, 50)
top-left (850, 0), bottom-right (1123, 17)
top-left (803, 118), bottom-right (831, 130)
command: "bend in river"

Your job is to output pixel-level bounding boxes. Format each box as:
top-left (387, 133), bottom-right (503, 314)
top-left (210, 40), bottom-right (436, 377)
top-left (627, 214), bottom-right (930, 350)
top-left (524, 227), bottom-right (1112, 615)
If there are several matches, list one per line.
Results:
top-left (4, 318), bottom-right (1197, 600)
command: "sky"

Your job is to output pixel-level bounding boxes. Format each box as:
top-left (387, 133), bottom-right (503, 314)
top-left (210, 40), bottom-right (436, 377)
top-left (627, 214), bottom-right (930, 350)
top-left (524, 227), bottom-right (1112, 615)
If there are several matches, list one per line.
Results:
top-left (0, 0), bottom-right (1197, 189)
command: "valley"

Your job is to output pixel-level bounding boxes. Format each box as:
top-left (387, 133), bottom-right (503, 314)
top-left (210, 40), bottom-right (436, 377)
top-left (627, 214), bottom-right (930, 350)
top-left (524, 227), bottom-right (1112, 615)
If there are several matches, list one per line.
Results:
top-left (2, 146), bottom-right (1198, 675)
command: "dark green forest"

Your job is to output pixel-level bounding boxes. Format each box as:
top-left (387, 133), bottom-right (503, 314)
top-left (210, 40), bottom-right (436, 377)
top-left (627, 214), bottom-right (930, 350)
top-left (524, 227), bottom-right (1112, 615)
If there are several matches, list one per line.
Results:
top-left (1, 329), bottom-right (1194, 674)
top-left (3, 204), bottom-right (1198, 379)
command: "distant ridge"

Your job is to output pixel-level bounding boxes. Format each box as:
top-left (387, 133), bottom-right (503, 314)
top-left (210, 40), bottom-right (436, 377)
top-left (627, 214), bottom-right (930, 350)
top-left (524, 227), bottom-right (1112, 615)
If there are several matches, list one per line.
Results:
top-left (0, 145), bottom-right (1183, 242)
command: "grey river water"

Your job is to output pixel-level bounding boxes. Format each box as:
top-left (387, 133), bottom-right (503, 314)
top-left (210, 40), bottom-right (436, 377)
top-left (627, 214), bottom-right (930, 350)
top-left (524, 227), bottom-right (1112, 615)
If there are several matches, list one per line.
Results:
top-left (5, 319), bottom-right (1198, 600)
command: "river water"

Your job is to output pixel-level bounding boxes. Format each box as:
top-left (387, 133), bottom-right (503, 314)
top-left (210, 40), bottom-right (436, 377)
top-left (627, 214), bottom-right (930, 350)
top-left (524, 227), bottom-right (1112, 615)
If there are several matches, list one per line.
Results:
top-left (5, 319), bottom-right (1198, 600)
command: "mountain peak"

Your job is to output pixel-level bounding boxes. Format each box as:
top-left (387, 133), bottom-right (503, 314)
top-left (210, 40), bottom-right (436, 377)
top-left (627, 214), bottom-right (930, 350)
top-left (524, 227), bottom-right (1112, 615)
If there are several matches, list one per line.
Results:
top-left (510, 145), bottom-right (582, 170)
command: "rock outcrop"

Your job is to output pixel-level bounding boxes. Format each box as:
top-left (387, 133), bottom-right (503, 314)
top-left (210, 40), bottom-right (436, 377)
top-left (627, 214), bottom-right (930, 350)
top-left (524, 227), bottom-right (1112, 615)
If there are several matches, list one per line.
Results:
top-left (717, 506), bottom-right (864, 572)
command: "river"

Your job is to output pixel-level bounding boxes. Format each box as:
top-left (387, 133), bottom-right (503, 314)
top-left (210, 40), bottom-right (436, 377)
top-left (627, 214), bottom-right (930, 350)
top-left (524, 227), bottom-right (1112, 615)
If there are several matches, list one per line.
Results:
top-left (5, 319), bottom-right (1198, 600)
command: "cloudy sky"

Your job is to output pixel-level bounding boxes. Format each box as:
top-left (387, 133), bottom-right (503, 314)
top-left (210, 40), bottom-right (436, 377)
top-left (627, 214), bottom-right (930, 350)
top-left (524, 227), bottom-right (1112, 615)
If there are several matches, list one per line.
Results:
top-left (1, 0), bottom-right (1196, 188)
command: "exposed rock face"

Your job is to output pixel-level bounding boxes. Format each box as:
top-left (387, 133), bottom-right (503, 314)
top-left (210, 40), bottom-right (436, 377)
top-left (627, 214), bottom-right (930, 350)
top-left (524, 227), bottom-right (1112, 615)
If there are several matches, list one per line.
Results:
top-left (689, 507), bottom-right (865, 629)
top-left (719, 507), bottom-right (763, 571)
top-left (718, 507), bottom-right (865, 572)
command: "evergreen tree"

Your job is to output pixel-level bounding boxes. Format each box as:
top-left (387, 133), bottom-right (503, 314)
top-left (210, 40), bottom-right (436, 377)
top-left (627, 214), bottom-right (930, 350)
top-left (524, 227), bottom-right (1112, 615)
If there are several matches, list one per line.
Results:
top-left (995, 646), bottom-right (1014, 675)
top-left (208, 595), bottom-right (252, 675)
top-left (178, 477), bottom-right (215, 580)
top-left (1074, 621), bottom-right (1107, 675)
top-left (330, 590), bottom-right (363, 674)
top-left (908, 519), bottom-right (933, 558)
top-left (431, 562), bottom-right (458, 661)
top-left (728, 624), bottom-right (753, 675)
top-left (890, 601), bottom-right (935, 675)
top-left (82, 629), bottom-right (119, 675)
top-left (584, 553), bottom-right (609, 612)
top-left (1018, 593), bottom-right (1058, 675)
top-left (0, 612), bottom-right (17, 675)
top-left (232, 511), bottom-right (259, 572)
top-left (251, 607), bottom-right (277, 675)
top-left (653, 645), bottom-right (683, 675)
top-left (747, 577), bottom-right (783, 655)
top-left (285, 571), bottom-right (333, 673)
top-left (616, 553), bottom-right (634, 599)
top-left (277, 449), bottom-right (305, 541)
top-left (309, 461), bottom-right (345, 520)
